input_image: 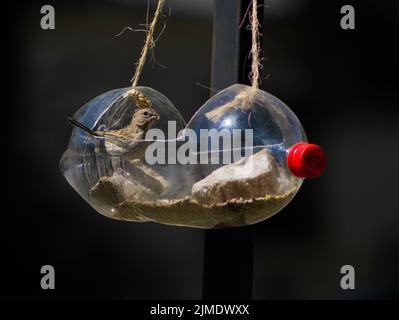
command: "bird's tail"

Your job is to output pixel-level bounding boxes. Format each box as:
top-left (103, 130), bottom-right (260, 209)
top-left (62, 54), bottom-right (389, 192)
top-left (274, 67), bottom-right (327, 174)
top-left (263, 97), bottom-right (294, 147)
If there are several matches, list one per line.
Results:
top-left (67, 117), bottom-right (104, 137)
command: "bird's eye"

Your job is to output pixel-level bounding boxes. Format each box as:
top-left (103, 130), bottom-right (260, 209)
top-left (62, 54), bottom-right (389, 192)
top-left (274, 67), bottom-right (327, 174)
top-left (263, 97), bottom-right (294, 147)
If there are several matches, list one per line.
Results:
top-left (143, 111), bottom-right (148, 116)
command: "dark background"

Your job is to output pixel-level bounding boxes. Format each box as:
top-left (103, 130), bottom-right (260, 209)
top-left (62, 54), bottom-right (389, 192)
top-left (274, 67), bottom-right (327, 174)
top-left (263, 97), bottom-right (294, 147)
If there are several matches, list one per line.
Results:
top-left (3, 0), bottom-right (399, 299)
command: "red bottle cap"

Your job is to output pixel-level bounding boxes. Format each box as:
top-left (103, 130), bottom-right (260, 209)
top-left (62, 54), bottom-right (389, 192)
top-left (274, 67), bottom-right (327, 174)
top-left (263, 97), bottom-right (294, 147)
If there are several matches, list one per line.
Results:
top-left (287, 143), bottom-right (326, 178)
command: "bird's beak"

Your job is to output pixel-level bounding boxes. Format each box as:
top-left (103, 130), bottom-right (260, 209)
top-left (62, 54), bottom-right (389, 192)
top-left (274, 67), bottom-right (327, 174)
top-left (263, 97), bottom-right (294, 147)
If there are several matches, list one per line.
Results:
top-left (152, 114), bottom-right (160, 121)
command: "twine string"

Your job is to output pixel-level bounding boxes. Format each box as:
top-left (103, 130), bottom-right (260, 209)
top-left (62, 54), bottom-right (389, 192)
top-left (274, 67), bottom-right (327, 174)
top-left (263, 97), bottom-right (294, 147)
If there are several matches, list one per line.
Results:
top-left (250, 0), bottom-right (261, 89)
top-left (131, 0), bottom-right (165, 88)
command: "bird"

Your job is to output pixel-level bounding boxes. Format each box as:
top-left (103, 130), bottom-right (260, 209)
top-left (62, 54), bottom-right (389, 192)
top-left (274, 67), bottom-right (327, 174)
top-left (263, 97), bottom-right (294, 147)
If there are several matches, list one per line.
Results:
top-left (68, 108), bottom-right (160, 169)
top-left (68, 108), bottom-right (160, 141)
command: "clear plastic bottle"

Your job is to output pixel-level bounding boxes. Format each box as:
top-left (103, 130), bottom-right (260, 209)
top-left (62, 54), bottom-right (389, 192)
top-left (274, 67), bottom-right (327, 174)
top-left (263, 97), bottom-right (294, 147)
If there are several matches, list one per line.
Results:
top-left (60, 84), bottom-right (326, 228)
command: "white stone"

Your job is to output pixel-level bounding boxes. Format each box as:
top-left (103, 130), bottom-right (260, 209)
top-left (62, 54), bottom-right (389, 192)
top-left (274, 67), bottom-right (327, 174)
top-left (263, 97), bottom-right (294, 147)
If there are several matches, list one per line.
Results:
top-left (192, 149), bottom-right (280, 204)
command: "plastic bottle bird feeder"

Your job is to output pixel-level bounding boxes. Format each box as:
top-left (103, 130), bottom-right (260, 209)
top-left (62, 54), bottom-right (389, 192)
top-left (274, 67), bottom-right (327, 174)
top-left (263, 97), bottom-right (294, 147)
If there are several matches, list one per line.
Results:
top-left (60, 84), bottom-right (326, 229)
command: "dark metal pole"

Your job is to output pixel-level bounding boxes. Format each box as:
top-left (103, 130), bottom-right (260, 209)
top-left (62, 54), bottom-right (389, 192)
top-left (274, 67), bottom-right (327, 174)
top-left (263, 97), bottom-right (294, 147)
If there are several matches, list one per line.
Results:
top-left (202, 0), bottom-right (264, 300)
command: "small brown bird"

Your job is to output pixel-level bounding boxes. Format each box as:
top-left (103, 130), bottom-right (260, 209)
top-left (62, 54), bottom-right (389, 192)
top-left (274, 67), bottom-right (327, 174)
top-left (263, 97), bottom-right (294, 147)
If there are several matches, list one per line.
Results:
top-left (68, 108), bottom-right (160, 141)
top-left (68, 108), bottom-right (160, 170)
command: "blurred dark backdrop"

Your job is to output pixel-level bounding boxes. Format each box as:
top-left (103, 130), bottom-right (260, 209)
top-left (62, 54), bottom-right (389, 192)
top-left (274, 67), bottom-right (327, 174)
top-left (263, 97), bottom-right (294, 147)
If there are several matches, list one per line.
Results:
top-left (3, 0), bottom-right (399, 299)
